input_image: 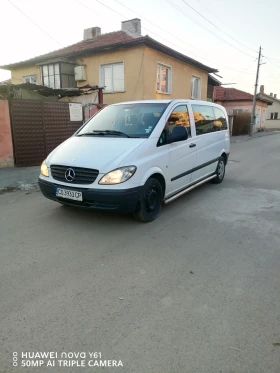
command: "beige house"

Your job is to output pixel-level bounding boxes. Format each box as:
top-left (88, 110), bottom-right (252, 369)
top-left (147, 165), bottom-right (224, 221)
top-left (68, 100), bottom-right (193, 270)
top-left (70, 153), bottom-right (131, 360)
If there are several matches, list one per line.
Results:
top-left (258, 85), bottom-right (280, 129)
top-left (0, 19), bottom-right (217, 105)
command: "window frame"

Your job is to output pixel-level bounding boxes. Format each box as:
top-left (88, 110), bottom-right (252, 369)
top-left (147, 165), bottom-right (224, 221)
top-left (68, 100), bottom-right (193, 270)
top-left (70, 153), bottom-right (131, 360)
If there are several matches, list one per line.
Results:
top-left (156, 62), bottom-right (172, 95)
top-left (270, 112), bottom-right (278, 120)
top-left (22, 75), bottom-right (37, 84)
top-left (41, 63), bottom-right (61, 89)
top-left (191, 75), bottom-right (202, 100)
top-left (100, 61), bottom-right (125, 93)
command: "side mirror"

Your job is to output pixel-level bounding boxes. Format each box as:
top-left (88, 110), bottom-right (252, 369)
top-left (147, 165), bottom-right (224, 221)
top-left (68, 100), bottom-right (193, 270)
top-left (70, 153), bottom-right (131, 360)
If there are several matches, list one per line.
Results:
top-left (168, 126), bottom-right (188, 143)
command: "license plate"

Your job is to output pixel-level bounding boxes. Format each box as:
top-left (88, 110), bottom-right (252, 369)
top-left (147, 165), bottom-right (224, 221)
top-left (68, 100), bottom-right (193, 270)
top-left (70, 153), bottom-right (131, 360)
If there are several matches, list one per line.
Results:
top-left (56, 188), bottom-right (83, 201)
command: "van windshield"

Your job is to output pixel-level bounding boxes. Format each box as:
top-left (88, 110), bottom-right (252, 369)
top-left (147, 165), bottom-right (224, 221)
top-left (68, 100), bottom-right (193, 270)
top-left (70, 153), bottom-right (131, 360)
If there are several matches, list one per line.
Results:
top-left (77, 103), bottom-right (168, 138)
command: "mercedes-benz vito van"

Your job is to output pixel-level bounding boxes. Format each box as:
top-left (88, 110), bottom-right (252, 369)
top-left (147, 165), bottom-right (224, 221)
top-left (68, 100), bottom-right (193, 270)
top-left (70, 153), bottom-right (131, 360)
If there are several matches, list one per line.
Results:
top-left (39, 100), bottom-right (230, 222)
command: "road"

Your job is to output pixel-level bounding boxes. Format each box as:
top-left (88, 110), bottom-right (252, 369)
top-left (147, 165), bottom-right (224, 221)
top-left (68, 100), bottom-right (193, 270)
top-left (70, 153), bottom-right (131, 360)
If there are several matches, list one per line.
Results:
top-left (1, 134), bottom-right (280, 373)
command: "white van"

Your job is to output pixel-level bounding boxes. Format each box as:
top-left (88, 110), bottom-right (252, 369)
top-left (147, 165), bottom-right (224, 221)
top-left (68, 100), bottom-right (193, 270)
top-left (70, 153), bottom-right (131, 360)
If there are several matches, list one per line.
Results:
top-left (39, 100), bottom-right (230, 222)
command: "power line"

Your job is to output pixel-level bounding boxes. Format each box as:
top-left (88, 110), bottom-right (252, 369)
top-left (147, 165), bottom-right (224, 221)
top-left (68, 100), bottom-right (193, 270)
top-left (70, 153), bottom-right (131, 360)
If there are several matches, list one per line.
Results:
top-left (112, 0), bottom-right (216, 58)
top-left (86, 0), bottom-right (256, 74)
top-left (194, 0), bottom-right (257, 52)
top-left (181, 0), bottom-right (257, 53)
top-left (166, 0), bottom-right (256, 58)
top-left (231, 58), bottom-right (257, 82)
top-left (7, 0), bottom-right (63, 47)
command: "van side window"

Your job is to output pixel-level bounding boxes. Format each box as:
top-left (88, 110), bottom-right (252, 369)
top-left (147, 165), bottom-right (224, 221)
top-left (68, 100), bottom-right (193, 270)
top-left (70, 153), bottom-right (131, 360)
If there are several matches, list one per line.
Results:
top-left (213, 107), bottom-right (228, 130)
top-left (167, 105), bottom-right (191, 137)
top-left (192, 105), bottom-right (215, 136)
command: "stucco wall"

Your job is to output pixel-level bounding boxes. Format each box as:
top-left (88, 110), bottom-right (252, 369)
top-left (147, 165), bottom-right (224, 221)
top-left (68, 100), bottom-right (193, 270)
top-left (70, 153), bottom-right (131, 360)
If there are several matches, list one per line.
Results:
top-left (265, 98), bottom-right (280, 129)
top-left (0, 100), bottom-right (14, 167)
top-left (9, 45), bottom-right (209, 105)
top-left (76, 45), bottom-right (145, 104)
top-left (143, 46), bottom-right (208, 101)
top-left (11, 66), bottom-right (41, 85)
top-left (77, 45), bottom-right (208, 104)
top-left (215, 100), bottom-right (268, 129)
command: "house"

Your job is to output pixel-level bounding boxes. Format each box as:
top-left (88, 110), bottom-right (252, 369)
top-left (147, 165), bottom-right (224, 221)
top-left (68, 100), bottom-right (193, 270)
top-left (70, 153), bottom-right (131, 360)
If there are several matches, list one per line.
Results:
top-left (258, 85), bottom-right (280, 129)
top-left (213, 86), bottom-right (273, 130)
top-left (0, 19), bottom-right (217, 105)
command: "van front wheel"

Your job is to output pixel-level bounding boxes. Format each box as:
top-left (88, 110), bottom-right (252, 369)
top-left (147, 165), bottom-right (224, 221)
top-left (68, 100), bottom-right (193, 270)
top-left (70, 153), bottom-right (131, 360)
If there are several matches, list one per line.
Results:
top-left (133, 178), bottom-right (163, 222)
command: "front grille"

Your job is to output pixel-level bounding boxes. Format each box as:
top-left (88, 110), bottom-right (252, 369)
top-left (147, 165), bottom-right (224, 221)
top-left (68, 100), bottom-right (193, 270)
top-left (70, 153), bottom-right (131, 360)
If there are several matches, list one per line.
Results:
top-left (51, 165), bottom-right (99, 184)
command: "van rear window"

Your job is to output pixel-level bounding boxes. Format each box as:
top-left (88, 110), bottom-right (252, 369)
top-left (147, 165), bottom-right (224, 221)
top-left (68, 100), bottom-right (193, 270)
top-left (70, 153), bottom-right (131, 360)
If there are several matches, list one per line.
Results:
top-left (192, 105), bottom-right (227, 135)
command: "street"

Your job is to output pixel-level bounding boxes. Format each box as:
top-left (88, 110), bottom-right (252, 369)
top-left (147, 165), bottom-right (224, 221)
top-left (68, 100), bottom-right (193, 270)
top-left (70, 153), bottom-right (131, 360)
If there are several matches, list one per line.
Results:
top-left (1, 134), bottom-right (280, 373)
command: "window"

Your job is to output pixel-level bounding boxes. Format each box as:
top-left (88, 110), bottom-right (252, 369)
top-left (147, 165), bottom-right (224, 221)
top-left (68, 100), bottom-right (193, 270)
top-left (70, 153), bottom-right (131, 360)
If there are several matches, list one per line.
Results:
top-left (157, 63), bottom-right (171, 94)
top-left (100, 62), bottom-right (124, 93)
top-left (167, 105), bottom-right (191, 137)
top-left (78, 103), bottom-right (168, 138)
top-left (233, 109), bottom-right (243, 115)
top-left (22, 75), bottom-right (37, 84)
top-left (213, 107), bottom-right (228, 130)
top-left (41, 63), bottom-right (61, 89)
top-left (270, 112), bottom-right (278, 119)
top-left (41, 63), bottom-right (75, 89)
top-left (191, 76), bottom-right (201, 99)
top-left (192, 104), bottom-right (215, 135)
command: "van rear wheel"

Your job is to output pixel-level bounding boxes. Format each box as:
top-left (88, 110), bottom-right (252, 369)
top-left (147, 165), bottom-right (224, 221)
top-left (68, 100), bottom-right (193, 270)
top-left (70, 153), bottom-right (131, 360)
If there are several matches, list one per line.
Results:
top-left (133, 178), bottom-right (163, 222)
top-left (212, 157), bottom-right (226, 184)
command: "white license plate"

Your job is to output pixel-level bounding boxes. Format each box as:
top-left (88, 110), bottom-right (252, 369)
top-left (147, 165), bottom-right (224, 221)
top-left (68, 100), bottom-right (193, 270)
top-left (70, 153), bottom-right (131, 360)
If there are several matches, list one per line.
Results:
top-left (56, 188), bottom-right (83, 201)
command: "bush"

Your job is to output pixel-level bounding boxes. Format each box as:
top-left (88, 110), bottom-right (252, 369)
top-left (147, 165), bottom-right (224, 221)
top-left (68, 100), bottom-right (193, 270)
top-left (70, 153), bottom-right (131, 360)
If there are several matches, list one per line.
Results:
top-left (232, 112), bottom-right (251, 136)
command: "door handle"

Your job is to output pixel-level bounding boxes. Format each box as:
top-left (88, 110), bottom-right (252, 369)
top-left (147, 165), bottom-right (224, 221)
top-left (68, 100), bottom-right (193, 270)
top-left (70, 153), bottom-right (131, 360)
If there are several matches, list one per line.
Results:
top-left (189, 143), bottom-right (196, 148)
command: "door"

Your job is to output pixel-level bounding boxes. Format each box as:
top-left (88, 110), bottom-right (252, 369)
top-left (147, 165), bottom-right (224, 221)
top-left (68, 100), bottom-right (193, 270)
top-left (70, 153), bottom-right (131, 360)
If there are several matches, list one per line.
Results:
top-left (164, 104), bottom-right (197, 196)
top-left (190, 104), bottom-right (227, 182)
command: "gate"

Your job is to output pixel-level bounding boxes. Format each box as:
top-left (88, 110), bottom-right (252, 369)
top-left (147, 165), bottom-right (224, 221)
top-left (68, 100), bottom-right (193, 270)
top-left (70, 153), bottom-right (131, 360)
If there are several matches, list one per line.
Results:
top-left (10, 99), bottom-right (83, 166)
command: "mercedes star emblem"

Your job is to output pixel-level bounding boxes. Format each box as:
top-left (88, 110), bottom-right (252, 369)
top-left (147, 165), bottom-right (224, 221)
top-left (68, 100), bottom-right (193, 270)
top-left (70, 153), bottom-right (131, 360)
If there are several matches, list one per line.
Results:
top-left (65, 168), bottom-right (75, 182)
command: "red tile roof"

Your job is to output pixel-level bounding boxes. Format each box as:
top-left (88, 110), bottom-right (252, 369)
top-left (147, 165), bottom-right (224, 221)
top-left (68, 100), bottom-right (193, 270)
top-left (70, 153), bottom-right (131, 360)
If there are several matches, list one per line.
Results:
top-left (0, 31), bottom-right (136, 69)
top-left (0, 30), bottom-right (217, 73)
top-left (214, 86), bottom-right (253, 101)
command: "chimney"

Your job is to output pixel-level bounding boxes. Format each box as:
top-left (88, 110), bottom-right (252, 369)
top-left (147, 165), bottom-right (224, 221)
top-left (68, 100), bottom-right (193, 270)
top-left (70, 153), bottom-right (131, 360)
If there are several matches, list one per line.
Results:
top-left (274, 94), bottom-right (277, 98)
top-left (270, 92), bottom-right (273, 97)
top-left (121, 18), bottom-right (141, 38)
top-left (260, 85), bottom-right (264, 94)
top-left (83, 27), bottom-right (101, 40)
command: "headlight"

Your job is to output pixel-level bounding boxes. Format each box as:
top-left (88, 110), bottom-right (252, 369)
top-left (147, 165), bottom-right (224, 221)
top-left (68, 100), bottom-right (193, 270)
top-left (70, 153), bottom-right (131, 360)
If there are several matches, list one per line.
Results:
top-left (40, 160), bottom-right (49, 177)
top-left (99, 166), bottom-right (136, 185)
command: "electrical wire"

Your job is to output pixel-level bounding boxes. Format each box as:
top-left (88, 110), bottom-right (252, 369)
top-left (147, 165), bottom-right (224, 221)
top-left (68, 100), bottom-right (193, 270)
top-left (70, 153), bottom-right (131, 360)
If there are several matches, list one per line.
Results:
top-left (166, 0), bottom-right (256, 58)
top-left (82, 0), bottom-right (256, 74)
top-left (7, 0), bottom-right (63, 47)
top-left (194, 0), bottom-right (257, 52)
top-left (181, 0), bottom-right (257, 53)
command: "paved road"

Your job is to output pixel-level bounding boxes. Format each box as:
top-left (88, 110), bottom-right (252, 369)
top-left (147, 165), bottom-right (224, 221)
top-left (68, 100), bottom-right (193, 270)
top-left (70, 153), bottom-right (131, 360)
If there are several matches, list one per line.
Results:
top-left (1, 134), bottom-right (280, 373)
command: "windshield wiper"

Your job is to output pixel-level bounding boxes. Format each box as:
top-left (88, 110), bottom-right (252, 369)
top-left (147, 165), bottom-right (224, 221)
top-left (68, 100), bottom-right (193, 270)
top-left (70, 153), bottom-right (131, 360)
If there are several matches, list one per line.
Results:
top-left (77, 130), bottom-right (131, 138)
top-left (77, 131), bottom-right (105, 136)
top-left (102, 130), bottom-right (131, 138)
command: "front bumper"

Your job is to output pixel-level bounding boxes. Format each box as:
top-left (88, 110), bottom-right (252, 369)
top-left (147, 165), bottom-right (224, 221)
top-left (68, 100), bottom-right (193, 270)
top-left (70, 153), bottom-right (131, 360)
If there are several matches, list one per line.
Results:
top-left (39, 179), bottom-right (141, 213)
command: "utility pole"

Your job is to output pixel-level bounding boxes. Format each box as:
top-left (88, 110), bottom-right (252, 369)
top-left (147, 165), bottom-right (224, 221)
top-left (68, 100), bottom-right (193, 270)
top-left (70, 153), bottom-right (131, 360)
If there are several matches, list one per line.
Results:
top-left (250, 46), bottom-right (262, 136)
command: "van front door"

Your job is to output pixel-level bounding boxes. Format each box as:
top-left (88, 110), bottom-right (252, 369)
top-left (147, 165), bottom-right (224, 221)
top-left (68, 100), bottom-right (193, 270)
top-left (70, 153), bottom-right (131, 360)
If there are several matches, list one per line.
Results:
top-left (165, 105), bottom-right (197, 197)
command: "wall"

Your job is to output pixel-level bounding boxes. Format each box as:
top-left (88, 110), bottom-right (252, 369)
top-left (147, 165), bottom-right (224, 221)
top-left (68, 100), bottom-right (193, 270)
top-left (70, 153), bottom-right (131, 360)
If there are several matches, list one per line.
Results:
top-left (265, 98), bottom-right (280, 129)
top-left (76, 45), bottom-right (145, 104)
top-left (0, 100), bottom-right (14, 167)
top-left (11, 65), bottom-right (41, 85)
top-left (77, 45), bottom-right (208, 104)
top-left (143, 47), bottom-right (208, 101)
top-left (215, 99), bottom-right (268, 130)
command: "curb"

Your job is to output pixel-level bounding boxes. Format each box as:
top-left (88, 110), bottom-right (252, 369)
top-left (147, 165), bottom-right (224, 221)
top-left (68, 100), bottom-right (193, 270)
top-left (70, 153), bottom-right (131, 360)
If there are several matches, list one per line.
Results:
top-left (231, 131), bottom-right (280, 143)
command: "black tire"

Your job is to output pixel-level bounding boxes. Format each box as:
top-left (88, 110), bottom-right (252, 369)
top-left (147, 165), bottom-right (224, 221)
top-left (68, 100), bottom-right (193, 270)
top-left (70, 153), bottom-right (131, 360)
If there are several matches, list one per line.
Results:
top-left (133, 178), bottom-right (163, 222)
top-left (212, 156), bottom-right (226, 184)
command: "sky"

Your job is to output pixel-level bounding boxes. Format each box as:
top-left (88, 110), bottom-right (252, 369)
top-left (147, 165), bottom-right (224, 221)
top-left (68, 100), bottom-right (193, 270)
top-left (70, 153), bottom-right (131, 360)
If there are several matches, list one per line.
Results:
top-left (0, 0), bottom-right (280, 96)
